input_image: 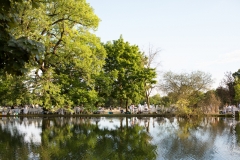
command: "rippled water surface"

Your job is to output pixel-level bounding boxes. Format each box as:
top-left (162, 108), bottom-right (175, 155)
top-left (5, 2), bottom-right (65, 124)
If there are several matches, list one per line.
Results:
top-left (0, 116), bottom-right (240, 160)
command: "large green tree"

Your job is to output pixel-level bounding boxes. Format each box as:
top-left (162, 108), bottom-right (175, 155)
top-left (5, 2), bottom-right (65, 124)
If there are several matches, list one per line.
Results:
top-left (103, 36), bottom-right (156, 110)
top-left (2, 0), bottom-right (106, 109)
top-left (94, 70), bottom-right (118, 107)
top-left (0, 0), bottom-right (45, 75)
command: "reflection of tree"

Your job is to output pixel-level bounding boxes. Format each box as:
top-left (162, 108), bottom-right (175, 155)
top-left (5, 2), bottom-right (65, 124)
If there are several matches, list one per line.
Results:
top-left (1, 116), bottom-right (238, 159)
top-left (157, 117), bottom-right (230, 159)
top-left (38, 117), bottom-right (156, 159)
top-left (0, 118), bottom-right (29, 160)
top-left (100, 117), bottom-right (156, 160)
top-left (177, 117), bottom-right (202, 139)
top-left (236, 123), bottom-right (240, 146)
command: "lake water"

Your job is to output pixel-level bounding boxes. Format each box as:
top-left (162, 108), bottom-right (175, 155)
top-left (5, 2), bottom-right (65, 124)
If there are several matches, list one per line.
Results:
top-left (0, 116), bottom-right (240, 160)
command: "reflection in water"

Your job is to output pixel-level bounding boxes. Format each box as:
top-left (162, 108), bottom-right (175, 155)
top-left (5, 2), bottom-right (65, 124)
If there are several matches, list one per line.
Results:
top-left (0, 116), bottom-right (240, 159)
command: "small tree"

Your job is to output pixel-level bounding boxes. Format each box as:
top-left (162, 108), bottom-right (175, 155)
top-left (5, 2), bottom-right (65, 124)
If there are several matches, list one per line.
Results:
top-left (233, 69), bottom-right (240, 104)
top-left (159, 71), bottom-right (213, 114)
top-left (216, 72), bottom-right (235, 105)
top-left (149, 94), bottom-right (161, 105)
top-left (142, 45), bottom-right (160, 108)
top-left (198, 90), bottom-right (221, 114)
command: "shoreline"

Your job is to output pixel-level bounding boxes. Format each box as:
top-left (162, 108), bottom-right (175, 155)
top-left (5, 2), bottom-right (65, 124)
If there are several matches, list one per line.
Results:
top-left (0, 113), bottom-right (238, 118)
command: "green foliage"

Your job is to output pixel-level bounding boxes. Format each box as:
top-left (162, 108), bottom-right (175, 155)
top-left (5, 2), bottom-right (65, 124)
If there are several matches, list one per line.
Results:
top-left (159, 96), bottom-right (172, 107)
top-left (0, 0), bottom-right (106, 109)
top-left (233, 69), bottom-right (240, 102)
top-left (149, 93), bottom-right (161, 105)
top-left (141, 45), bottom-right (159, 108)
top-left (103, 36), bottom-right (156, 108)
top-left (197, 90), bottom-right (221, 113)
top-left (0, 72), bottom-right (31, 105)
top-left (160, 71), bottom-right (213, 114)
top-left (1, 1), bottom-right (158, 110)
top-left (160, 71), bottom-right (212, 102)
top-left (217, 72), bottom-right (236, 105)
top-left (0, 0), bottom-right (45, 75)
top-left (234, 83), bottom-right (240, 102)
top-left (216, 87), bottom-right (232, 106)
top-left (94, 70), bottom-right (118, 106)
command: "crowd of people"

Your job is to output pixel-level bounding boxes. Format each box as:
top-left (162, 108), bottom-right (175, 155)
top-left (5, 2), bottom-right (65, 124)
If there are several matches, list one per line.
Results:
top-left (0, 104), bottom-right (43, 115)
top-left (122, 102), bottom-right (166, 114)
top-left (0, 102), bottom-right (196, 115)
top-left (221, 104), bottom-right (240, 114)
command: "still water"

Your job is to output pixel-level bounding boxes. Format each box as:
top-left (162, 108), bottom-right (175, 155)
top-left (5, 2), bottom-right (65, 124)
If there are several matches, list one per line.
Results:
top-left (0, 116), bottom-right (240, 160)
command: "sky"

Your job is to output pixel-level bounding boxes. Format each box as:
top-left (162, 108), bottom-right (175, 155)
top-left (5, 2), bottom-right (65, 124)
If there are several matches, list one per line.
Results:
top-left (87, 0), bottom-right (240, 90)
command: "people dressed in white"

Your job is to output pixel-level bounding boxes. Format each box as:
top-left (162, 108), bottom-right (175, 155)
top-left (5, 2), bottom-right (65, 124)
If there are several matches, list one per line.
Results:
top-left (223, 106), bottom-right (226, 114)
top-left (23, 105), bottom-right (28, 114)
top-left (144, 102), bottom-right (148, 110)
top-left (131, 104), bottom-right (135, 113)
top-left (138, 104), bottom-right (142, 113)
top-left (226, 105), bottom-right (232, 113)
top-left (129, 105), bottom-right (132, 113)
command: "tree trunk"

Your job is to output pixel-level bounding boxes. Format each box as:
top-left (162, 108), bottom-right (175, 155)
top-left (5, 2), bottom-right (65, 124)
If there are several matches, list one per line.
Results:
top-left (120, 98), bottom-right (122, 108)
top-left (125, 99), bottom-right (128, 111)
top-left (146, 91), bottom-right (150, 109)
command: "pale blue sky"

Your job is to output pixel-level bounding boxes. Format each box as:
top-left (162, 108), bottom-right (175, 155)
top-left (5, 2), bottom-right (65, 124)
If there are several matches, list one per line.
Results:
top-left (87, 0), bottom-right (240, 89)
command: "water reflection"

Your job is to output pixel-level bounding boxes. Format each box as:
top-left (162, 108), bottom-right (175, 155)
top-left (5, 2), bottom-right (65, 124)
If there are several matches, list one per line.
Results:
top-left (0, 116), bottom-right (240, 160)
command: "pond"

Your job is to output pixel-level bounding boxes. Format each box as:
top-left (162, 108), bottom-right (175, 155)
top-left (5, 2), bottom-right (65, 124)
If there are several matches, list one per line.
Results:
top-left (0, 116), bottom-right (240, 160)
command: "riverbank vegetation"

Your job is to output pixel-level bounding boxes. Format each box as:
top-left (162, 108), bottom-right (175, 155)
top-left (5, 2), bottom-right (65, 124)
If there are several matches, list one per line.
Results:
top-left (0, 0), bottom-right (240, 116)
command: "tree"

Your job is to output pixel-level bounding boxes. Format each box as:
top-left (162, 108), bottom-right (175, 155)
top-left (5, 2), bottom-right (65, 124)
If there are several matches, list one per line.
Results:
top-left (159, 96), bottom-right (172, 107)
top-left (103, 36), bottom-right (156, 110)
top-left (0, 0), bottom-right (45, 75)
top-left (142, 45), bottom-right (159, 108)
top-left (197, 90), bottom-right (221, 114)
top-left (149, 94), bottom-right (161, 105)
top-left (142, 68), bottom-right (157, 108)
top-left (233, 69), bottom-right (240, 104)
top-left (3, 0), bottom-right (106, 109)
top-left (93, 70), bottom-right (118, 107)
top-left (159, 71), bottom-right (213, 114)
top-left (216, 87), bottom-right (231, 106)
top-left (216, 72), bottom-right (235, 105)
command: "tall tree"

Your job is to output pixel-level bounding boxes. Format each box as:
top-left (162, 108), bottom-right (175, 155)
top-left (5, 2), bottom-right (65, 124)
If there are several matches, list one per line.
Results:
top-left (4, 0), bottom-right (106, 109)
top-left (94, 70), bottom-right (118, 107)
top-left (233, 69), bottom-right (240, 104)
top-left (0, 0), bottom-right (45, 75)
top-left (141, 67), bottom-right (157, 108)
top-left (141, 45), bottom-right (160, 108)
top-left (216, 72), bottom-right (235, 105)
top-left (103, 36), bottom-right (156, 110)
